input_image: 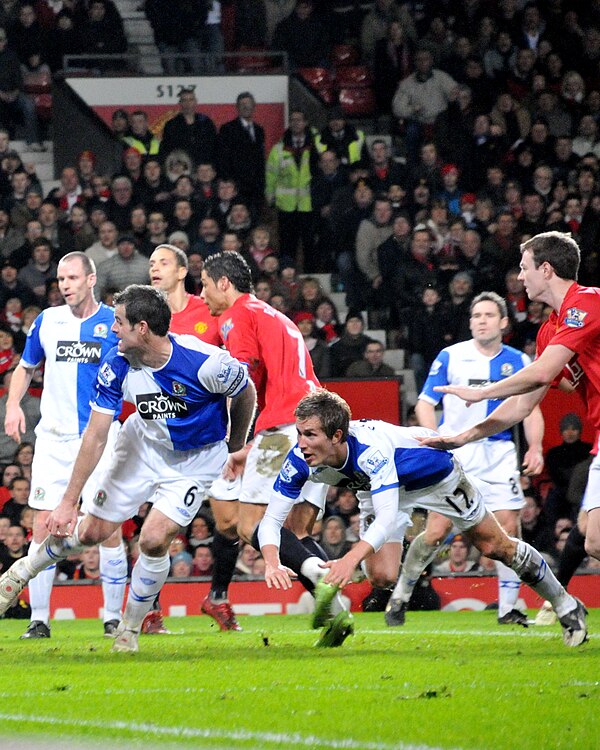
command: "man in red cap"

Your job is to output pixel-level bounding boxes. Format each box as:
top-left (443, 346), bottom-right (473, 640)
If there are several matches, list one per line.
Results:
top-left (438, 164), bottom-right (462, 215)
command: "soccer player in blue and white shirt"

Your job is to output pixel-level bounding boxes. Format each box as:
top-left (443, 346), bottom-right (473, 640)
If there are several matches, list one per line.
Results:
top-left (4, 251), bottom-right (127, 639)
top-left (0, 285), bottom-right (256, 653)
top-left (258, 389), bottom-right (587, 647)
top-left (387, 292), bottom-right (546, 626)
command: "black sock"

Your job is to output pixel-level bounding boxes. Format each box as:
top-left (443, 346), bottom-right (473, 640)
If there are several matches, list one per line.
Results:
top-left (279, 527), bottom-right (318, 594)
top-left (557, 525), bottom-right (587, 588)
top-left (252, 526), bottom-right (319, 593)
top-left (362, 587), bottom-right (393, 612)
top-left (209, 532), bottom-right (239, 600)
top-left (278, 527), bottom-right (313, 571)
top-left (300, 536), bottom-right (328, 562)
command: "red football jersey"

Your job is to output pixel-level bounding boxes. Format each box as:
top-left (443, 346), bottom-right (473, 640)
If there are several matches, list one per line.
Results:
top-left (170, 295), bottom-right (221, 346)
top-left (218, 294), bottom-right (319, 432)
top-left (536, 282), bottom-right (600, 429)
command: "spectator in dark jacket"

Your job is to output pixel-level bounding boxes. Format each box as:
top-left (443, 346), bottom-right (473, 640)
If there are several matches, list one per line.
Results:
top-left (160, 87), bottom-right (217, 168)
top-left (272, 0), bottom-right (330, 70)
top-left (0, 27), bottom-right (42, 148)
top-left (330, 311), bottom-right (375, 377)
top-left (217, 92), bottom-right (265, 213)
top-left (79, 0), bottom-right (127, 65)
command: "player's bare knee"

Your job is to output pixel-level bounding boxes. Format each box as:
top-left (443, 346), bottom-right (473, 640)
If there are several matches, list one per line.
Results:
top-left (78, 523), bottom-right (105, 546)
top-left (424, 516), bottom-right (451, 546)
top-left (139, 536), bottom-right (169, 557)
top-left (218, 523), bottom-right (238, 540)
top-left (237, 521), bottom-right (254, 545)
top-left (584, 534), bottom-right (600, 560)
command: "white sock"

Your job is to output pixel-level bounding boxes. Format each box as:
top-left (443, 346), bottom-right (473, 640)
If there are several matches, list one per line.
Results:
top-left (299, 556), bottom-right (324, 586)
top-left (392, 532), bottom-right (445, 603)
top-left (27, 540), bottom-right (56, 626)
top-left (123, 552), bottom-right (170, 631)
top-left (100, 542), bottom-right (128, 623)
top-left (495, 559), bottom-right (521, 617)
top-left (511, 539), bottom-right (575, 617)
top-left (17, 517), bottom-right (86, 580)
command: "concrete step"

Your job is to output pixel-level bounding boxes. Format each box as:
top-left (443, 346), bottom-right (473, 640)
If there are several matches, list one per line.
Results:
top-left (12, 140), bottom-right (53, 162)
top-left (31, 163), bottom-right (54, 182)
top-left (41, 179), bottom-right (61, 196)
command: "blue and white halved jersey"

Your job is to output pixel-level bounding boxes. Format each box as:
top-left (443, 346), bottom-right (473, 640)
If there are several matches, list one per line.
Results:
top-left (262, 420), bottom-right (454, 552)
top-left (91, 333), bottom-right (248, 451)
top-left (21, 303), bottom-right (118, 440)
top-left (419, 340), bottom-right (530, 442)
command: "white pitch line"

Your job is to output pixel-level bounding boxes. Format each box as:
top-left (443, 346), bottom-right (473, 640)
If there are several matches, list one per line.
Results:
top-left (0, 713), bottom-right (459, 750)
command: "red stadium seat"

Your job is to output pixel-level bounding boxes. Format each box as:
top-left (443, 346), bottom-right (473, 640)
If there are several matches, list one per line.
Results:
top-left (331, 43), bottom-right (359, 67)
top-left (297, 68), bottom-right (336, 103)
top-left (338, 86), bottom-right (376, 117)
top-left (314, 85), bottom-right (336, 105)
top-left (334, 65), bottom-right (373, 88)
top-left (33, 93), bottom-right (52, 121)
top-left (298, 67), bottom-right (334, 88)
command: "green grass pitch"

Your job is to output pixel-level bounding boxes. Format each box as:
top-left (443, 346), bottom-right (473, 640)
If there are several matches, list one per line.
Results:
top-left (0, 609), bottom-right (598, 750)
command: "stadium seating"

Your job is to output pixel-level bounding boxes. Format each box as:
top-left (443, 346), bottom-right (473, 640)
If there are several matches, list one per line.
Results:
top-left (330, 43), bottom-right (359, 67)
top-left (338, 86), bottom-right (376, 117)
top-left (334, 65), bottom-right (373, 89)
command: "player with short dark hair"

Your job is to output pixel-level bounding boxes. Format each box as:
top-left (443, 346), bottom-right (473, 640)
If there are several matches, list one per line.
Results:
top-left (0, 283), bottom-right (256, 653)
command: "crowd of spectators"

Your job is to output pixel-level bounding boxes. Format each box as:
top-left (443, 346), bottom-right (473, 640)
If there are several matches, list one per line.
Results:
top-left (1, 0), bottom-right (600, 586)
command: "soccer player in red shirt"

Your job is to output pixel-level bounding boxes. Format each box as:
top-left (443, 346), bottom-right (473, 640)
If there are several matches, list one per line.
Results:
top-left (417, 231), bottom-right (597, 624)
top-left (199, 251), bottom-right (346, 630)
top-left (150, 244), bottom-right (221, 345)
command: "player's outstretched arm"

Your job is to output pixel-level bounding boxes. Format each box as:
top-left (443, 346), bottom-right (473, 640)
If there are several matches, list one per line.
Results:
top-left (414, 399), bottom-right (438, 430)
top-left (228, 378), bottom-right (256, 453)
top-left (418, 388), bottom-right (547, 450)
top-left (46, 410), bottom-right (113, 537)
top-left (4, 364), bottom-right (35, 443)
top-left (522, 404), bottom-right (545, 476)
top-left (435, 344), bottom-right (573, 402)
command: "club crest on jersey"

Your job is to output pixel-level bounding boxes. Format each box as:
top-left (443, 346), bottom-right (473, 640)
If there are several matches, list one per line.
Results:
top-left (194, 321), bottom-right (208, 335)
top-left (93, 323), bottom-right (109, 339)
top-left (365, 451), bottom-right (389, 474)
top-left (172, 381), bottom-right (186, 396)
top-left (280, 458), bottom-right (298, 483)
top-left (34, 487), bottom-right (45, 501)
top-left (500, 363), bottom-right (514, 377)
top-left (565, 308), bottom-right (587, 328)
top-left (98, 361), bottom-right (116, 386)
top-left (93, 489), bottom-right (107, 507)
top-left (220, 318), bottom-right (234, 340)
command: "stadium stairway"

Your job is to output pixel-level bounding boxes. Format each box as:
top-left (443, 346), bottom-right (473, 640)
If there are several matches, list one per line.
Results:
top-left (12, 139), bottom-right (58, 197)
top-left (113, 0), bottom-right (163, 74)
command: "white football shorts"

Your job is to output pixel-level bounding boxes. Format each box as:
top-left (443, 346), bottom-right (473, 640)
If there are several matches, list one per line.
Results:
top-left (29, 420), bottom-right (121, 512)
top-left (581, 451), bottom-right (600, 512)
top-left (453, 439), bottom-right (525, 513)
top-left (81, 416), bottom-right (228, 527)
top-left (399, 459), bottom-right (488, 531)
